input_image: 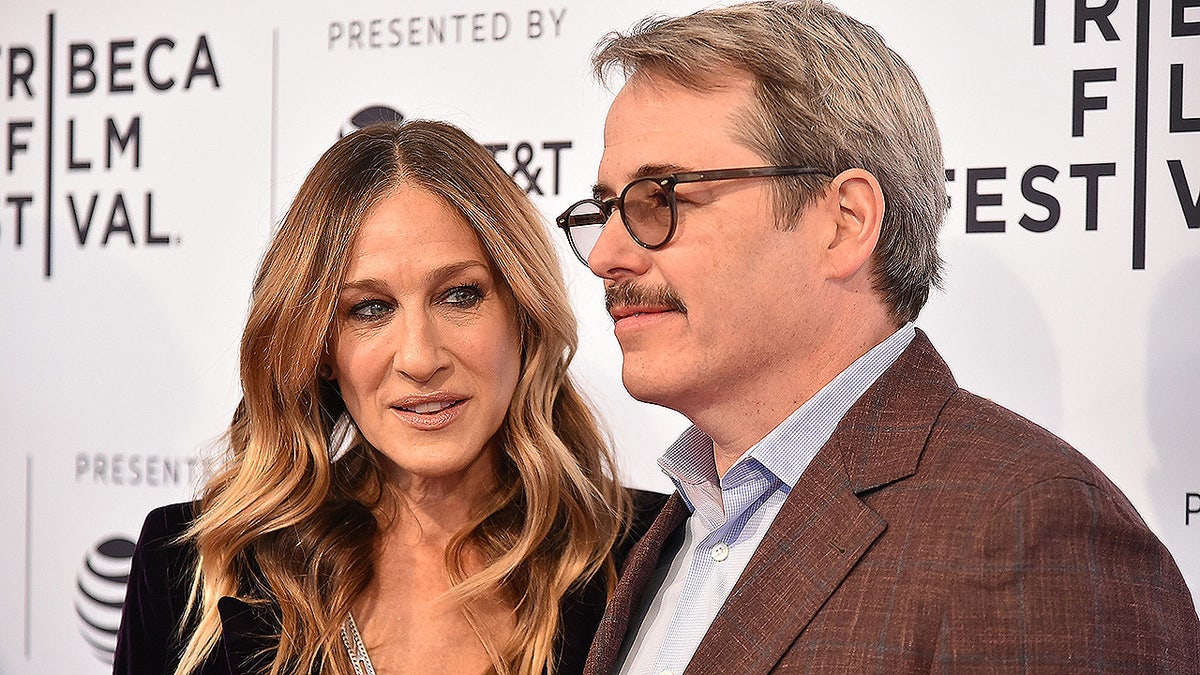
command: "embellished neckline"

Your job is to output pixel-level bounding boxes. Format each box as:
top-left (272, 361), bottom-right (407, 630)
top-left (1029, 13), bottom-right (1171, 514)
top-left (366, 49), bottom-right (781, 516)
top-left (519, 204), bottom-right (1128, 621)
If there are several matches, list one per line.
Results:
top-left (340, 613), bottom-right (377, 675)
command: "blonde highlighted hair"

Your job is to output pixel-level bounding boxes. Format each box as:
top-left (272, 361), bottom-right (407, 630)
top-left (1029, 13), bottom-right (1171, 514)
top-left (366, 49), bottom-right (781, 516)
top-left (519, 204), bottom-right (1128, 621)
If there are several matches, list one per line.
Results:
top-left (176, 120), bottom-right (630, 675)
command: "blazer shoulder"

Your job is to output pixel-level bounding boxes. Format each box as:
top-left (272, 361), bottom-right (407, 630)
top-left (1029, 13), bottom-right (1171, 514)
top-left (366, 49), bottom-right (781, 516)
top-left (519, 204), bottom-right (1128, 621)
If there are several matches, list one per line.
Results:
top-left (139, 501), bottom-right (198, 543)
top-left (129, 501), bottom-right (200, 588)
top-left (930, 389), bottom-right (1152, 522)
top-left (938, 389), bottom-right (1091, 476)
top-left (113, 501), bottom-right (202, 675)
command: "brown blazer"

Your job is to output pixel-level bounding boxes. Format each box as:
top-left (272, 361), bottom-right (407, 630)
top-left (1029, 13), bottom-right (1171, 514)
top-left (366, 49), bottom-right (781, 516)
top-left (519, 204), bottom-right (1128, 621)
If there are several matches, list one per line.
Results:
top-left (587, 331), bottom-right (1199, 673)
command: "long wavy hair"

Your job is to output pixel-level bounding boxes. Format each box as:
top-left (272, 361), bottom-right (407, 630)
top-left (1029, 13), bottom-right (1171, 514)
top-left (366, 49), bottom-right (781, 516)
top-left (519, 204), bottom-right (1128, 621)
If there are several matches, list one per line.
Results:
top-left (175, 120), bottom-right (631, 675)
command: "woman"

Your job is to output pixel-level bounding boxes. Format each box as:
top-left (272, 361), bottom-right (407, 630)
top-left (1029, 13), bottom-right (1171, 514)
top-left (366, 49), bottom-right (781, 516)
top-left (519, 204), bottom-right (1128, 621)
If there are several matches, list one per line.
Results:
top-left (113, 120), bottom-right (662, 675)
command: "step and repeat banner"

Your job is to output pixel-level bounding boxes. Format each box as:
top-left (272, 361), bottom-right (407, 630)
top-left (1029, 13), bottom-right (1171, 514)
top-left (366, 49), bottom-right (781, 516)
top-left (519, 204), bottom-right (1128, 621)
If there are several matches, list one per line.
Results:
top-left (1, 0), bottom-right (1197, 671)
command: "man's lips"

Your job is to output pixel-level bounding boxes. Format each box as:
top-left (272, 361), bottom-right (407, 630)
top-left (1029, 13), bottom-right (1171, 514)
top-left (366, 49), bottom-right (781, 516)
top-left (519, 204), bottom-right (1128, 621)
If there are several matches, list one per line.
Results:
top-left (604, 282), bottom-right (687, 324)
top-left (608, 304), bottom-right (678, 322)
top-left (607, 304), bottom-right (683, 338)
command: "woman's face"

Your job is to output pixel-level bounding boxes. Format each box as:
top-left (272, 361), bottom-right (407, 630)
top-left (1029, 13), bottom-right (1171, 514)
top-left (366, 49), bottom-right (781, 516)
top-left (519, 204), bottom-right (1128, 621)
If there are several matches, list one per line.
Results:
top-left (328, 185), bottom-right (522, 487)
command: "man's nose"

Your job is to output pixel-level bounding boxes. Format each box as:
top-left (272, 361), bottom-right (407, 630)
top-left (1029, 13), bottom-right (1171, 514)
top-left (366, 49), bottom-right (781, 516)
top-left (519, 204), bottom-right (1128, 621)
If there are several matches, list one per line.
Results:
top-left (587, 210), bottom-right (651, 282)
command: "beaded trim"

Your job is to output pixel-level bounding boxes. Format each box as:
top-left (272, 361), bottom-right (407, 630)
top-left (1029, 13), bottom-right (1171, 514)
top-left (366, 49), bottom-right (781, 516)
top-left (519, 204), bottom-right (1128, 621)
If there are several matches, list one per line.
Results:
top-left (340, 613), bottom-right (377, 675)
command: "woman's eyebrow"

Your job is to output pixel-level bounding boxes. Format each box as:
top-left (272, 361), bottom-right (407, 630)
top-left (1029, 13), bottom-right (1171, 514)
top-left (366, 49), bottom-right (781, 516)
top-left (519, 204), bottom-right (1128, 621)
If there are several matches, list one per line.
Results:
top-left (339, 260), bottom-right (490, 294)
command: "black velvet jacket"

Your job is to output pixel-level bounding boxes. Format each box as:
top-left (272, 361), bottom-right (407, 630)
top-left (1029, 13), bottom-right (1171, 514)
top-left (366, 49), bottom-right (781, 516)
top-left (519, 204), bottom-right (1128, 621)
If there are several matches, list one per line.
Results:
top-left (113, 490), bottom-right (666, 675)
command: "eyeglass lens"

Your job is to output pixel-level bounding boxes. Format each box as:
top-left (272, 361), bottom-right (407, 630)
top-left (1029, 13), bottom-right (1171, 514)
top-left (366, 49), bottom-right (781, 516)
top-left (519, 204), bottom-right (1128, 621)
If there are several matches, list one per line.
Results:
top-left (563, 178), bottom-right (674, 262)
top-left (621, 178), bottom-right (673, 247)
top-left (562, 202), bottom-right (606, 263)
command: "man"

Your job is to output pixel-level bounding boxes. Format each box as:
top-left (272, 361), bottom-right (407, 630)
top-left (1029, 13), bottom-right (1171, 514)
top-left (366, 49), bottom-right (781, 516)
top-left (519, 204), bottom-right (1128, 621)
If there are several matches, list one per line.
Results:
top-left (554, 1), bottom-right (1200, 673)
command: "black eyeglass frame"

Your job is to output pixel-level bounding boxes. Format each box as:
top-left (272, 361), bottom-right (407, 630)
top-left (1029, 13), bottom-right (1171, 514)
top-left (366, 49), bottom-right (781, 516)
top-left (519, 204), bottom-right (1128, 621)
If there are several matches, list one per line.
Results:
top-left (555, 165), bottom-right (831, 266)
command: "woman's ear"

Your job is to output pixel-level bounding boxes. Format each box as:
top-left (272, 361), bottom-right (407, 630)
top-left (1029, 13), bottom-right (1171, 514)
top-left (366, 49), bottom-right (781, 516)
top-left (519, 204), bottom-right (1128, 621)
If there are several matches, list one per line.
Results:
top-left (318, 361), bottom-right (336, 381)
top-left (825, 168), bottom-right (884, 280)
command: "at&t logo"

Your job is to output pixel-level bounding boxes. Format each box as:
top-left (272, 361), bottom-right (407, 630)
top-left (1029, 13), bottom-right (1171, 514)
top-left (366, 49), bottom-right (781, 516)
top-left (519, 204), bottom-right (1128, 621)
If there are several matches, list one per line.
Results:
top-left (75, 536), bottom-right (134, 665)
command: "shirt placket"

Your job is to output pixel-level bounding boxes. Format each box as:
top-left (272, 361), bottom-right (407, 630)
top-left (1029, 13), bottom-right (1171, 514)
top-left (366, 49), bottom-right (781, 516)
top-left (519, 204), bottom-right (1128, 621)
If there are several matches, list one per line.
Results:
top-left (651, 467), bottom-right (778, 674)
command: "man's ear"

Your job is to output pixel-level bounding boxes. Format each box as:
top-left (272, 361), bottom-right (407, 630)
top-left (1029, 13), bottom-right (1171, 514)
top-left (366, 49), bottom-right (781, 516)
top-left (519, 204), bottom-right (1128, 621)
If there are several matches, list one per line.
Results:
top-left (825, 168), bottom-right (884, 280)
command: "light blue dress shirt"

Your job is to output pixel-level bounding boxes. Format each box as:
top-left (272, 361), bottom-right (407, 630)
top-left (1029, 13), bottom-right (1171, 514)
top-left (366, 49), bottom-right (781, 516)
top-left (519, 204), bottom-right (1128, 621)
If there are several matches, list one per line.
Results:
top-left (619, 324), bottom-right (916, 675)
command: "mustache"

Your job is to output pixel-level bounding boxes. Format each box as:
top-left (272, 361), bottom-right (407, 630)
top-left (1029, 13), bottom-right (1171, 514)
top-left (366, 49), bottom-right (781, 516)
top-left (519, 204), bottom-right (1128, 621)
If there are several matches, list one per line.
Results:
top-left (605, 282), bottom-right (688, 315)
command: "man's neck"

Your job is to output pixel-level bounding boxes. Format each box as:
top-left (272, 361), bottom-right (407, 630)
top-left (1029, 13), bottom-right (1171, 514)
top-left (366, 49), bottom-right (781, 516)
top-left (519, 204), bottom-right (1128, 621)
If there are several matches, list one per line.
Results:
top-left (697, 319), bottom-right (901, 477)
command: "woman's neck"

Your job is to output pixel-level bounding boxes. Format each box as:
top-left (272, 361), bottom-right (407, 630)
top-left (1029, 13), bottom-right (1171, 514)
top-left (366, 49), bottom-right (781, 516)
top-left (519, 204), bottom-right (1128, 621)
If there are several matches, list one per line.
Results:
top-left (347, 443), bottom-right (514, 674)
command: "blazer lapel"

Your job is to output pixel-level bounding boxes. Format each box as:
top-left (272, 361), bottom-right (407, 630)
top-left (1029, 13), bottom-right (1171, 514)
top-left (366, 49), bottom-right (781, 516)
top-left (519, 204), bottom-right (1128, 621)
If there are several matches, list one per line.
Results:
top-left (683, 451), bottom-right (885, 675)
top-left (217, 596), bottom-right (279, 675)
top-left (685, 330), bottom-right (957, 675)
top-left (586, 493), bottom-right (690, 675)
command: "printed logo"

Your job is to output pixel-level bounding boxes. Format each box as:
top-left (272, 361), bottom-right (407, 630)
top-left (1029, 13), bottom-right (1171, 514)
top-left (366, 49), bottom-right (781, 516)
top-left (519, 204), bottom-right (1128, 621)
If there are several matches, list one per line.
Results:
top-left (340, 104), bottom-right (405, 138)
top-left (74, 451), bottom-right (202, 487)
top-left (947, 0), bottom-right (1199, 268)
top-left (338, 105), bottom-right (574, 198)
top-left (327, 8), bottom-right (567, 50)
top-left (75, 536), bottom-right (135, 665)
top-left (2, 13), bottom-right (222, 279)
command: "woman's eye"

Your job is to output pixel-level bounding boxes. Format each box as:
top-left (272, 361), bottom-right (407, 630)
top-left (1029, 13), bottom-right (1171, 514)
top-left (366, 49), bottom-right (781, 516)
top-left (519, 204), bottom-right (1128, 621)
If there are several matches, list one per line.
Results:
top-left (349, 299), bottom-right (391, 320)
top-left (442, 284), bottom-right (483, 308)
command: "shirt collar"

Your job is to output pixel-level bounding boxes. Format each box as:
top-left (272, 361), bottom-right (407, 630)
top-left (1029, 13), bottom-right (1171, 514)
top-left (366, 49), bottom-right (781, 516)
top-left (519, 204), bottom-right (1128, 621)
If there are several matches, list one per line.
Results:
top-left (659, 323), bottom-right (916, 507)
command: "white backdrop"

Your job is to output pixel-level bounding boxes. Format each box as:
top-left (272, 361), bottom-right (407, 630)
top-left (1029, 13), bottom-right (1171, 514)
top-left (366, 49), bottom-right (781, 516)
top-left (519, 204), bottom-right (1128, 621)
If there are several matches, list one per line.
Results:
top-left (1, 1), bottom-right (1197, 672)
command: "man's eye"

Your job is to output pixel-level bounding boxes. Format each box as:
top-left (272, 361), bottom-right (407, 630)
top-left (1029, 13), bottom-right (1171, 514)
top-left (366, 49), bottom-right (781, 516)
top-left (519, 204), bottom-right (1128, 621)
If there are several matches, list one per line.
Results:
top-left (644, 191), bottom-right (671, 208)
top-left (627, 194), bottom-right (669, 213)
top-left (349, 299), bottom-right (391, 320)
top-left (443, 285), bottom-right (483, 308)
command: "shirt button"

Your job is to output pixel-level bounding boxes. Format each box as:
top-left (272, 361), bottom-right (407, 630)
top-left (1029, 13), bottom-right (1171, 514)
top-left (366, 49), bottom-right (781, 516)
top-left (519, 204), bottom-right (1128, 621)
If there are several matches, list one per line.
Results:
top-left (711, 542), bottom-right (729, 562)
top-left (661, 670), bottom-right (674, 675)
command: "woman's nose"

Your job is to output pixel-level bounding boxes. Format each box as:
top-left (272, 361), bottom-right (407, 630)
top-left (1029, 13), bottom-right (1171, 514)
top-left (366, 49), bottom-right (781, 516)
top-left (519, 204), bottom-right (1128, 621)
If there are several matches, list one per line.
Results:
top-left (392, 312), bottom-right (450, 383)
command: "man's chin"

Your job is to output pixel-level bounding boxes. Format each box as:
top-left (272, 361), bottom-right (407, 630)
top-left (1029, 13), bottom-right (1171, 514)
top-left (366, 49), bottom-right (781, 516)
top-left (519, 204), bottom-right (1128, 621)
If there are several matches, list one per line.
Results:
top-left (620, 364), bottom-right (683, 408)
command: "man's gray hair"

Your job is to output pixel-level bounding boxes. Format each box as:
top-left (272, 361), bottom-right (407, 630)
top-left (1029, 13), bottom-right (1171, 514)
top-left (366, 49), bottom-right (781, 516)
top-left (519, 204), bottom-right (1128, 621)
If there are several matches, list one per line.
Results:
top-left (594, 0), bottom-right (946, 323)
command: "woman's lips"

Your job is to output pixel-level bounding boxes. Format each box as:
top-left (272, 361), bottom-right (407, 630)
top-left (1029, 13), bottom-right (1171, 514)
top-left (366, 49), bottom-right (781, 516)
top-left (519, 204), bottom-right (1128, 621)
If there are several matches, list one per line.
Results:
top-left (390, 397), bottom-right (467, 430)
top-left (402, 400), bottom-right (457, 414)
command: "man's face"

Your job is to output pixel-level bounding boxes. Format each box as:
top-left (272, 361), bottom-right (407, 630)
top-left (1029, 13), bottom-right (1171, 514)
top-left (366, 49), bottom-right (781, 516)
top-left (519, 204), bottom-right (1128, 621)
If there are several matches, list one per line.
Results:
top-left (590, 70), bottom-right (835, 429)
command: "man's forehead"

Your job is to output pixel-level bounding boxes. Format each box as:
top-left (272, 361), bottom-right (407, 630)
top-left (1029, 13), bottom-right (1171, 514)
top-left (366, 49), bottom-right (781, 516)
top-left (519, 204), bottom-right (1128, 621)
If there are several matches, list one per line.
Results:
top-left (597, 70), bottom-right (763, 192)
top-left (602, 69), bottom-right (751, 134)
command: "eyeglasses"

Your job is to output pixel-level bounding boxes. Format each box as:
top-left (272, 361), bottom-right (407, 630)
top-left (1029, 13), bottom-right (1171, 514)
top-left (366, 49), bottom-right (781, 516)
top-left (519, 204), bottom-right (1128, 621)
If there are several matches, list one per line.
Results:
top-left (555, 165), bottom-right (830, 266)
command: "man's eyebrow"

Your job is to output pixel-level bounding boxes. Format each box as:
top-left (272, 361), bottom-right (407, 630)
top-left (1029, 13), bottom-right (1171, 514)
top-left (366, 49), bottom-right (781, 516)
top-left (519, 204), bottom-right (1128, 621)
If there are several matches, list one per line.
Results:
top-left (593, 163), bottom-right (690, 199)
